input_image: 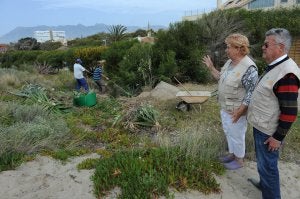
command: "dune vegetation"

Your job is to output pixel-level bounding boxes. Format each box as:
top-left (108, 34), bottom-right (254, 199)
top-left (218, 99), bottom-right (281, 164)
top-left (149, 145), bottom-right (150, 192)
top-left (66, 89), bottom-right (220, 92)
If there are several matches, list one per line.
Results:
top-left (1, 7), bottom-right (300, 198)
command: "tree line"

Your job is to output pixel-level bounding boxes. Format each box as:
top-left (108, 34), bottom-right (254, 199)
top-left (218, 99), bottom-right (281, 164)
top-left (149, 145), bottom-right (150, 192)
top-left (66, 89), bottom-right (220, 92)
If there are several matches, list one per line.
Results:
top-left (0, 7), bottom-right (299, 94)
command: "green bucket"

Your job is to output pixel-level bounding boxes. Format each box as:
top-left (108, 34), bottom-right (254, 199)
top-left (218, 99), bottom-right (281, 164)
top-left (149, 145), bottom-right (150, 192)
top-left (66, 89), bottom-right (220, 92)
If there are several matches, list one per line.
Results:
top-left (73, 92), bottom-right (97, 107)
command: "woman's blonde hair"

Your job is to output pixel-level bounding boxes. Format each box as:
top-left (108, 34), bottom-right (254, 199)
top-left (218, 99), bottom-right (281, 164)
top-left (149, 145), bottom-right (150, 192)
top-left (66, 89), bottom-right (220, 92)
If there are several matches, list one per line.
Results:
top-left (225, 33), bottom-right (250, 56)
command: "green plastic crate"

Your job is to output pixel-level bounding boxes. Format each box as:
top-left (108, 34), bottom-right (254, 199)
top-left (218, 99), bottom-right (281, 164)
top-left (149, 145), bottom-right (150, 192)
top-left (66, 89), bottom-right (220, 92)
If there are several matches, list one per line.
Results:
top-left (73, 92), bottom-right (97, 107)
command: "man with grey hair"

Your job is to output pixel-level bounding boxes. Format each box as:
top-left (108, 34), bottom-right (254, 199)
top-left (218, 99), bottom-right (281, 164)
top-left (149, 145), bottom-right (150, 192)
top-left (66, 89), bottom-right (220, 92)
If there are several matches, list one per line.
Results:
top-left (247, 28), bottom-right (300, 198)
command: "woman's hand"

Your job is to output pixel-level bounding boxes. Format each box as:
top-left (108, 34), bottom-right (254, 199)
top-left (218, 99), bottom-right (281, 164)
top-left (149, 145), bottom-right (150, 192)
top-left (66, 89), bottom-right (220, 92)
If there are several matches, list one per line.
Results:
top-left (231, 104), bottom-right (247, 123)
top-left (202, 55), bottom-right (220, 80)
top-left (202, 55), bottom-right (214, 70)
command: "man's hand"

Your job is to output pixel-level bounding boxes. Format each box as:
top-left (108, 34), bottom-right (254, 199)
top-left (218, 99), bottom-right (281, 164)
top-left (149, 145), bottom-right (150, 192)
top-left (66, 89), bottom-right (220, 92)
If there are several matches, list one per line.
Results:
top-left (264, 137), bottom-right (281, 151)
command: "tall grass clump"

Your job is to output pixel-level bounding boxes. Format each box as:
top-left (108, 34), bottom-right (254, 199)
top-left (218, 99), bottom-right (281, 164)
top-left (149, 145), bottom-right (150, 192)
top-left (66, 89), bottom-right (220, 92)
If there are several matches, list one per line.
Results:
top-left (92, 147), bottom-right (224, 199)
top-left (13, 103), bottom-right (49, 123)
top-left (177, 127), bottom-right (224, 162)
top-left (0, 102), bottom-right (70, 161)
top-left (96, 97), bottom-right (123, 122)
top-left (86, 97), bottom-right (127, 128)
top-left (0, 67), bottom-right (68, 92)
top-left (44, 69), bottom-right (74, 91)
top-left (0, 68), bottom-right (28, 90)
top-left (155, 96), bottom-right (226, 159)
top-left (0, 150), bottom-right (25, 172)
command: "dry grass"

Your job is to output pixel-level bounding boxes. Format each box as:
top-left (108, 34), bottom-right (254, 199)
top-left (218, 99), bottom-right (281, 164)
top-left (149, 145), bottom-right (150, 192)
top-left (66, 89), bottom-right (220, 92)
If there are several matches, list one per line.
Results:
top-left (0, 69), bottom-right (25, 90)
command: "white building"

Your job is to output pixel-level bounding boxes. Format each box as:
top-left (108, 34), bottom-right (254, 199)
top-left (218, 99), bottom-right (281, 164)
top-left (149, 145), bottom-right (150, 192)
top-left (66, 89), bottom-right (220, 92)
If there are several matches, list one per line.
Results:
top-left (34, 30), bottom-right (67, 45)
top-left (221, 0), bottom-right (300, 10)
top-left (183, 0), bottom-right (300, 21)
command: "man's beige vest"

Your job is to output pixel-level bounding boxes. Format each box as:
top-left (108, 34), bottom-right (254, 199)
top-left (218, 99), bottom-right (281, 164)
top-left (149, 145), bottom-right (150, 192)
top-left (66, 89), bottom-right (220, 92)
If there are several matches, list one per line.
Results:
top-left (247, 58), bottom-right (300, 135)
top-left (218, 55), bottom-right (256, 112)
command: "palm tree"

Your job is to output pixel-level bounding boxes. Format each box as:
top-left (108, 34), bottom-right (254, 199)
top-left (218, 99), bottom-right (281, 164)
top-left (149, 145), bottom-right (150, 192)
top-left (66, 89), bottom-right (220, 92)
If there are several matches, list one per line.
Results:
top-left (107, 24), bottom-right (127, 42)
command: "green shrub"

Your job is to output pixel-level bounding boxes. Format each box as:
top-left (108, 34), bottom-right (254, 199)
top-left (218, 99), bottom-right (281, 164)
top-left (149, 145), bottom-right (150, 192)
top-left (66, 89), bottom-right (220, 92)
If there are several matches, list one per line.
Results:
top-left (73, 46), bottom-right (107, 70)
top-left (39, 41), bottom-right (62, 51)
top-left (0, 51), bottom-right (43, 68)
top-left (157, 50), bottom-right (178, 81)
top-left (118, 43), bottom-right (154, 89)
top-left (36, 50), bottom-right (70, 67)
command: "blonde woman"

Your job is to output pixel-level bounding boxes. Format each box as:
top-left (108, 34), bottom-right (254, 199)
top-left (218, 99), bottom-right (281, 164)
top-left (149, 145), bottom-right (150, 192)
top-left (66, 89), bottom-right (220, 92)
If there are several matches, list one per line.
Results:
top-left (202, 33), bottom-right (258, 170)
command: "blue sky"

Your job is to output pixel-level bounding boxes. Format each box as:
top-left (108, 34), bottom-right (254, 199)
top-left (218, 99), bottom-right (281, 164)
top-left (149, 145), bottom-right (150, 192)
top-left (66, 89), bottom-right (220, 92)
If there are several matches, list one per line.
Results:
top-left (0, 0), bottom-right (221, 36)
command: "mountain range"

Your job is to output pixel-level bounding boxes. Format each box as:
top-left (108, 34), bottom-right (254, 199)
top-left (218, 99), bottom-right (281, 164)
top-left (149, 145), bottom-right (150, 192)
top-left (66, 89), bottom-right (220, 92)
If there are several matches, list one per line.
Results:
top-left (0, 23), bottom-right (167, 44)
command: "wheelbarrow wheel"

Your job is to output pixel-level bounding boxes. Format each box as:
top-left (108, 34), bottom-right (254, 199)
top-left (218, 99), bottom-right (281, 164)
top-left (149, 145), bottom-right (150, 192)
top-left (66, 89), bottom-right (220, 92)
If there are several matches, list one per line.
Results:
top-left (176, 101), bottom-right (191, 111)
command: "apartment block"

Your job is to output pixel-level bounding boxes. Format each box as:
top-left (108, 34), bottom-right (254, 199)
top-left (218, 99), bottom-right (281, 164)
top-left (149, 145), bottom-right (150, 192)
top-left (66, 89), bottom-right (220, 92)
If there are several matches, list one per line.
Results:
top-left (222, 0), bottom-right (300, 10)
top-left (34, 30), bottom-right (67, 45)
top-left (183, 0), bottom-right (300, 21)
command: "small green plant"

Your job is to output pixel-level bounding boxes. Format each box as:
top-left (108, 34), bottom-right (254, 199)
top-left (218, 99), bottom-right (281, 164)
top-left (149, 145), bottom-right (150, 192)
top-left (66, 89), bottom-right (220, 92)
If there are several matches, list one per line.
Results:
top-left (95, 148), bottom-right (113, 158)
top-left (99, 128), bottom-right (138, 150)
top-left (49, 150), bottom-right (70, 161)
top-left (44, 149), bottom-right (90, 161)
top-left (0, 151), bottom-right (25, 172)
top-left (134, 104), bottom-right (160, 127)
top-left (77, 158), bottom-right (100, 170)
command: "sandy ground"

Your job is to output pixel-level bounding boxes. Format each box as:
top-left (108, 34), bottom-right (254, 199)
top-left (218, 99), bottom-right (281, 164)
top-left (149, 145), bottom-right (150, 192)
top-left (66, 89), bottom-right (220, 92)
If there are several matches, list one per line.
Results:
top-left (0, 154), bottom-right (299, 199)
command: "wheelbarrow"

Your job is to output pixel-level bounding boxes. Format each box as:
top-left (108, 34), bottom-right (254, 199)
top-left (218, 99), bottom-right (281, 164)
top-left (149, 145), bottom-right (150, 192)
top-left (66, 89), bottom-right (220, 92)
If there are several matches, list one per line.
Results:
top-left (173, 76), bottom-right (216, 111)
top-left (176, 90), bottom-right (212, 111)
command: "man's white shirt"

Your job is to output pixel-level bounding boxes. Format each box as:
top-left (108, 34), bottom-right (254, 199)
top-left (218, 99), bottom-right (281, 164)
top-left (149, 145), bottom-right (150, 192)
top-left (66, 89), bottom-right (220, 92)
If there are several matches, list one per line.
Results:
top-left (74, 63), bottom-right (86, 79)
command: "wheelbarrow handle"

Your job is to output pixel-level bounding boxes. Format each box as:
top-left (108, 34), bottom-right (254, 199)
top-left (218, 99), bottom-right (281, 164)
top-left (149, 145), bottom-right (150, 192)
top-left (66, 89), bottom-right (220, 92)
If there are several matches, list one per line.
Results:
top-left (173, 77), bottom-right (193, 96)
